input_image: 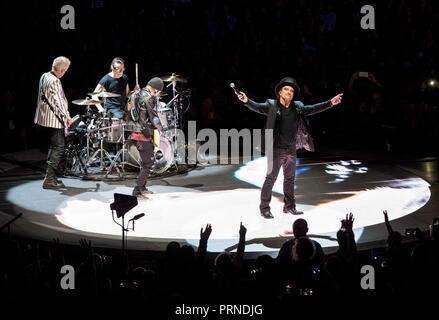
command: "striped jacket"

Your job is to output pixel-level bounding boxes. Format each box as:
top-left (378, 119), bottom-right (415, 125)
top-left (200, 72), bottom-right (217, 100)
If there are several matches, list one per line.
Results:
top-left (34, 71), bottom-right (70, 129)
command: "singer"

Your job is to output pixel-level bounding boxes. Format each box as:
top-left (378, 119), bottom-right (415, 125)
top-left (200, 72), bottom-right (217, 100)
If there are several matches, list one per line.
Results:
top-left (34, 56), bottom-right (73, 189)
top-left (125, 77), bottom-right (164, 200)
top-left (234, 77), bottom-right (343, 218)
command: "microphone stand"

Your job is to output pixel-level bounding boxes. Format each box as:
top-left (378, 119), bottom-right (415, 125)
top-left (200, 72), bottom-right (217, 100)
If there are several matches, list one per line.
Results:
top-left (171, 74), bottom-right (181, 163)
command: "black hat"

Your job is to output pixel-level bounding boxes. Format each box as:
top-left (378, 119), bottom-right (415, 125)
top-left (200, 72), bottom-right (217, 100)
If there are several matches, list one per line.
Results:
top-left (275, 77), bottom-right (300, 99)
top-left (147, 77), bottom-right (164, 91)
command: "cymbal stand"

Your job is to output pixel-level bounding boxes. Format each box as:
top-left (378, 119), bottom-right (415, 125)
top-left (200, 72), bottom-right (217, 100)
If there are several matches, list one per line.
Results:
top-left (85, 122), bottom-right (113, 170)
top-left (170, 75), bottom-right (183, 163)
top-left (105, 124), bottom-right (126, 178)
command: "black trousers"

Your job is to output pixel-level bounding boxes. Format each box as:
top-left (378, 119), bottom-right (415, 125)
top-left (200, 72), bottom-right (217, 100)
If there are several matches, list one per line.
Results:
top-left (131, 140), bottom-right (155, 194)
top-left (260, 147), bottom-right (297, 213)
top-left (45, 128), bottom-right (65, 180)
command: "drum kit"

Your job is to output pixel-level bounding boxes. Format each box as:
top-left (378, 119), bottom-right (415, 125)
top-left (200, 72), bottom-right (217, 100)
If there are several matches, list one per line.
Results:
top-left (64, 74), bottom-right (191, 179)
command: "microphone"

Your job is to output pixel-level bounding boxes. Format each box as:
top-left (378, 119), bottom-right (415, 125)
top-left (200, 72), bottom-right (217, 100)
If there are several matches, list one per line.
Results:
top-left (230, 82), bottom-right (243, 95)
top-left (129, 213), bottom-right (145, 221)
top-left (129, 213), bottom-right (145, 231)
top-left (230, 82), bottom-right (238, 93)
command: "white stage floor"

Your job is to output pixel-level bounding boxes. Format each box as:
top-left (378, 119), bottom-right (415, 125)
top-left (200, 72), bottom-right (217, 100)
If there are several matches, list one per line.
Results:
top-left (2, 153), bottom-right (435, 256)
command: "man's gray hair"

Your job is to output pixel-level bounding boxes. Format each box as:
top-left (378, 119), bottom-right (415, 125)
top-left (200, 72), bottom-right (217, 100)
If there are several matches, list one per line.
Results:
top-left (52, 56), bottom-right (71, 72)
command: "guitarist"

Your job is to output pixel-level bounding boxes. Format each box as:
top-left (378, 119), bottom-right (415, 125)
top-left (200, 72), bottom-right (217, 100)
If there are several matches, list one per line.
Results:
top-left (34, 56), bottom-right (73, 189)
top-left (125, 77), bottom-right (164, 199)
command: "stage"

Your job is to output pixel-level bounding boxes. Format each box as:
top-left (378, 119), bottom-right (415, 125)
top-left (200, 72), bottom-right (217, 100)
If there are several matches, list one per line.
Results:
top-left (1, 148), bottom-right (438, 257)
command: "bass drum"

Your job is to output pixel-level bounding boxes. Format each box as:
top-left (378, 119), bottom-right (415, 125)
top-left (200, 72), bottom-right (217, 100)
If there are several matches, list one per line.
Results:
top-left (125, 136), bottom-right (174, 174)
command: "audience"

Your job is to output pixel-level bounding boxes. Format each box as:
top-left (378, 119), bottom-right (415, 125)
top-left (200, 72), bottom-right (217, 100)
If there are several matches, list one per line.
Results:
top-left (1, 0), bottom-right (438, 305)
top-left (2, 212), bottom-right (438, 301)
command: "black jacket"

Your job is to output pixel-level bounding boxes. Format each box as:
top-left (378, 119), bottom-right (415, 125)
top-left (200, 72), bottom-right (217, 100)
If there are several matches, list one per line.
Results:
top-left (244, 98), bottom-right (333, 152)
top-left (125, 89), bottom-right (163, 138)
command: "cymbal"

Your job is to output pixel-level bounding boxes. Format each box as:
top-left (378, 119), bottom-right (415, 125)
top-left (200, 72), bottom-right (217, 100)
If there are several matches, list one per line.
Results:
top-left (72, 98), bottom-right (103, 105)
top-left (160, 74), bottom-right (189, 82)
top-left (88, 91), bottom-right (121, 98)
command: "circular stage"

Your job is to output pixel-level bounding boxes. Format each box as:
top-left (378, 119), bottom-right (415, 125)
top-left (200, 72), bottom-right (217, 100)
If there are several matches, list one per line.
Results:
top-left (2, 152), bottom-right (434, 256)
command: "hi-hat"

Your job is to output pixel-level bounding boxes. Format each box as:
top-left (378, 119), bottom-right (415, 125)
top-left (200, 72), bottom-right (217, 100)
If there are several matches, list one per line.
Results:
top-left (160, 74), bottom-right (189, 82)
top-left (88, 91), bottom-right (121, 98)
top-left (72, 98), bottom-right (103, 105)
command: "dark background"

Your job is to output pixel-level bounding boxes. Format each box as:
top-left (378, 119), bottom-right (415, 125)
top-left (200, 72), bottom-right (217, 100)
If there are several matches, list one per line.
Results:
top-left (1, 0), bottom-right (438, 155)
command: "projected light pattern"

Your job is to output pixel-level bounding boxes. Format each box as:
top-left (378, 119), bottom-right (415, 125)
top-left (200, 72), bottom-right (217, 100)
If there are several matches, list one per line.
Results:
top-left (234, 156), bottom-right (310, 193)
top-left (325, 160), bottom-right (368, 183)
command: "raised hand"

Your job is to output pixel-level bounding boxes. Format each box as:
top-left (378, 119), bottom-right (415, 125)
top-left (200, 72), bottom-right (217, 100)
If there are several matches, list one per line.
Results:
top-left (239, 222), bottom-right (247, 239)
top-left (383, 210), bottom-right (389, 223)
top-left (79, 238), bottom-right (93, 256)
top-left (235, 90), bottom-right (248, 103)
top-left (344, 212), bottom-right (354, 231)
top-left (331, 93), bottom-right (343, 105)
top-left (200, 223), bottom-right (212, 241)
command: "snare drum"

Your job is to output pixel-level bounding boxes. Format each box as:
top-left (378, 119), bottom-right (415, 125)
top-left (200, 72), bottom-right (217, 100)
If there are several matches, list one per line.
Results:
top-left (101, 118), bottom-right (124, 143)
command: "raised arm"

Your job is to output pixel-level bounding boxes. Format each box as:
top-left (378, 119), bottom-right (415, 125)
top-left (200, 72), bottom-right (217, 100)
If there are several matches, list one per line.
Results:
top-left (197, 223), bottom-right (212, 260)
top-left (93, 83), bottom-right (105, 94)
top-left (234, 89), bottom-right (270, 115)
top-left (383, 210), bottom-right (394, 234)
top-left (233, 222), bottom-right (247, 268)
top-left (300, 93), bottom-right (343, 116)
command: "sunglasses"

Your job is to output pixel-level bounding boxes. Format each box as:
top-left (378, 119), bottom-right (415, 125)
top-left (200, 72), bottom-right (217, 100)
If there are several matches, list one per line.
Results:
top-left (112, 66), bottom-right (125, 72)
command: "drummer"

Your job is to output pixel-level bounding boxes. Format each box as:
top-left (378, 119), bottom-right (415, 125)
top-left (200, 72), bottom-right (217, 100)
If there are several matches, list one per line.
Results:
top-left (93, 57), bottom-right (140, 118)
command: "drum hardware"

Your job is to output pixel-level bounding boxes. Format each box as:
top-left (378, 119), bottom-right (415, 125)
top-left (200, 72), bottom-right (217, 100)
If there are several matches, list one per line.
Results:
top-left (104, 124), bottom-right (127, 178)
top-left (68, 114), bottom-right (82, 130)
top-left (100, 117), bottom-right (124, 143)
top-left (84, 117), bottom-right (117, 169)
top-left (161, 74), bottom-right (189, 83)
top-left (72, 98), bottom-right (103, 105)
top-left (87, 91), bottom-right (122, 98)
top-left (64, 69), bottom-right (194, 179)
top-left (167, 73), bottom-right (184, 162)
top-left (124, 136), bottom-right (175, 174)
top-left (64, 121), bottom-right (89, 176)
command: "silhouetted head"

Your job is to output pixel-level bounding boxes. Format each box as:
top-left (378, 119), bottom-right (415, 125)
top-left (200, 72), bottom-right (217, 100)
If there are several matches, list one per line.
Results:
top-left (165, 241), bottom-right (181, 260)
top-left (180, 245), bottom-right (195, 264)
top-left (324, 255), bottom-right (343, 278)
top-left (386, 231), bottom-right (402, 248)
top-left (214, 252), bottom-right (234, 276)
top-left (292, 237), bottom-right (314, 262)
top-left (293, 218), bottom-right (309, 238)
top-left (255, 254), bottom-right (274, 269)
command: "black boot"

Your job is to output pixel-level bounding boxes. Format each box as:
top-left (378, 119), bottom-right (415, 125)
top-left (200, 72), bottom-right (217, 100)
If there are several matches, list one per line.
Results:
top-left (132, 187), bottom-right (151, 200)
top-left (283, 207), bottom-right (304, 215)
top-left (43, 168), bottom-right (65, 189)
